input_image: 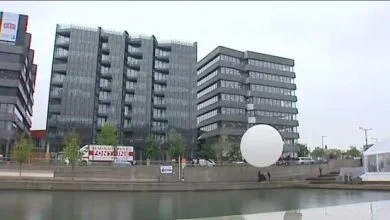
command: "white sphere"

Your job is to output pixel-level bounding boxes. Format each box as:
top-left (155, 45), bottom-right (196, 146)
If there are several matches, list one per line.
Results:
top-left (240, 124), bottom-right (283, 167)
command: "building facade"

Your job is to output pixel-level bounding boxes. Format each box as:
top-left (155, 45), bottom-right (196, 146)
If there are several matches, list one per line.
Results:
top-left (0, 11), bottom-right (37, 158)
top-left (47, 24), bottom-right (197, 158)
top-left (196, 46), bottom-right (299, 158)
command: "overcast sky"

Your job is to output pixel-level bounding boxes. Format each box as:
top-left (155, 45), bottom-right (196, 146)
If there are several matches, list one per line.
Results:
top-left (2, 1), bottom-right (389, 150)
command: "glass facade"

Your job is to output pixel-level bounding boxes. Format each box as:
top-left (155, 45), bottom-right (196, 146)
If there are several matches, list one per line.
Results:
top-left (47, 25), bottom-right (197, 156)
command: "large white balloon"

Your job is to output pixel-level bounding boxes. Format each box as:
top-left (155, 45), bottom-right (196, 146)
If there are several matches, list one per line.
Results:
top-left (240, 124), bottom-right (283, 167)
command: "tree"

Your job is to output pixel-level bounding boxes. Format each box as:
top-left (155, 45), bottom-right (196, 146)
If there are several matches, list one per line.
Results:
top-left (63, 131), bottom-right (81, 180)
top-left (144, 136), bottom-right (158, 161)
top-left (11, 133), bottom-right (33, 176)
top-left (169, 130), bottom-right (186, 160)
top-left (227, 143), bottom-right (242, 161)
top-left (326, 149), bottom-right (342, 159)
top-left (97, 123), bottom-right (119, 162)
top-left (310, 147), bottom-right (326, 158)
top-left (346, 146), bottom-right (361, 158)
top-left (297, 143), bottom-right (310, 157)
top-left (214, 135), bottom-right (231, 161)
top-left (199, 139), bottom-right (216, 160)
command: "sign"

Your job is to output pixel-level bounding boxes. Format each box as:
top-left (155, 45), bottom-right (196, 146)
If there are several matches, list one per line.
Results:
top-left (160, 165), bottom-right (173, 174)
top-left (0, 12), bottom-right (19, 42)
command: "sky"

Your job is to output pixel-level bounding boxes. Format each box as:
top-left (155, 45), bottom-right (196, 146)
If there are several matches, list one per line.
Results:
top-left (1, 1), bottom-right (389, 150)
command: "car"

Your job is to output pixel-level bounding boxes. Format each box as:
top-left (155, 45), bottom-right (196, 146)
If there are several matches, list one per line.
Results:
top-left (114, 160), bottom-right (132, 167)
top-left (298, 157), bottom-right (315, 165)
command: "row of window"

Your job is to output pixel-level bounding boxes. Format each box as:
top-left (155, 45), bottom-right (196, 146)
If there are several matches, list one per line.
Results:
top-left (128, 46), bottom-right (141, 53)
top-left (152, 121), bottom-right (168, 130)
top-left (249, 71), bottom-right (294, 84)
top-left (221, 107), bottom-right (246, 116)
top-left (221, 93), bottom-right (245, 103)
top-left (127, 57), bottom-right (140, 65)
top-left (98, 104), bottom-right (110, 114)
top-left (248, 59), bottom-right (293, 72)
top-left (153, 134), bottom-right (167, 143)
top-left (197, 109), bottom-right (218, 124)
top-left (101, 67), bottom-right (110, 74)
top-left (102, 55), bottom-right (110, 62)
top-left (127, 69), bottom-right (138, 78)
top-left (155, 60), bottom-right (169, 69)
top-left (155, 49), bottom-right (169, 57)
top-left (197, 96), bottom-right (218, 110)
top-left (199, 123), bottom-right (218, 132)
top-left (100, 79), bottom-right (111, 88)
top-left (197, 83), bottom-right (217, 98)
top-left (274, 126), bottom-right (298, 133)
top-left (154, 71), bottom-right (167, 81)
top-left (52, 73), bottom-right (65, 83)
top-left (153, 109), bottom-right (166, 118)
top-left (197, 69), bottom-right (217, 87)
top-left (56, 35), bottom-right (70, 44)
top-left (97, 117), bottom-right (107, 126)
top-left (247, 110), bottom-right (297, 120)
top-left (50, 86), bottom-right (63, 96)
top-left (220, 67), bottom-right (241, 77)
top-left (248, 97), bottom-right (296, 108)
top-left (153, 96), bottom-right (165, 105)
top-left (54, 48), bottom-right (68, 57)
top-left (102, 43), bottom-right (108, 49)
top-left (221, 80), bottom-right (243, 90)
top-left (0, 103), bottom-right (14, 114)
top-left (154, 84), bottom-right (167, 92)
top-left (99, 91), bottom-right (111, 101)
top-left (197, 55), bottom-right (240, 75)
top-left (126, 81), bottom-right (135, 90)
top-left (250, 84), bottom-right (294, 96)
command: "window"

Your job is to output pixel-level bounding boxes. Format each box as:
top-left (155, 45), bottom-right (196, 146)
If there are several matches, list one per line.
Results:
top-left (126, 81), bottom-right (135, 90)
top-left (197, 109), bottom-right (218, 124)
top-left (250, 84), bottom-right (293, 95)
top-left (155, 49), bottom-right (169, 57)
top-left (100, 79), bottom-right (110, 87)
top-left (54, 47), bottom-right (68, 56)
top-left (99, 91), bottom-right (111, 100)
top-left (248, 59), bottom-right (293, 72)
top-left (14, 106), bottom-right (23, 122)
top-left (221, 107), bottom-right (245, 116)
top-left (220, 55), bottom-right (240, 64)
top-left (200, 123), bottom-right (218, 132)
top-left (221, 94), bottom-right (245, 103)
top-left (153, 96), bottom-right (165, 105)
top-left (220, 67), bottom-right (241, 77)
top-left (56, 35), bottom-right (69, 44)
top-left (154, 84), bottom-right (167, 92)
top-left (197, 56), bottom-right (221, 75)
top-left (98, 104), bottom-right (109, 114)
top-left (153, 109), bottom-right (166, 118)
top-left (197, 83), bottom-right (217, 98)
top-left (154, 71), bottom-right (167, 81)
top-left (220, 80), bottom-right (242, 90)
top-left (197, 96), bottom-right (218, 110)
top-left (197, 69), bottom-right (218, 87)
top-left (125, 94), bottom-right (134, 102)
top-left (127, 69), bottom-right (137, 78)
top-left (97, 117), bottom-right (107, 126)
top-left (155, 60), bottom-right (169, 68)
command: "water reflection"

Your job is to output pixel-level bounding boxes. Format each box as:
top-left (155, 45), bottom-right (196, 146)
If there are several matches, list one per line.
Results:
top-left (0, 189), bottom-right (390, 220)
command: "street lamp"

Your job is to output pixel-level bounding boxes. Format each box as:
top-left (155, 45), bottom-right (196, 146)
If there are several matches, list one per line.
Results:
top-left (321, 136), bottom-right (327, 150)
top-left (359, 127), bottom-right (372, 150)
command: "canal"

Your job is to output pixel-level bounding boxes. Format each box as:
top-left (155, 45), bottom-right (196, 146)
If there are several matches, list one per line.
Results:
top-left (1, 189), bottom-right (390, 220)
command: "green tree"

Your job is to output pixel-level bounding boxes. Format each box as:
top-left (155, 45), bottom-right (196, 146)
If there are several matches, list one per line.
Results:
top-left (297, 143), bottom-right (310, 157)
top-left (215, 135), bottom-right (231, 161)
top-left (227, 143), bottom-right (242, 161)
top-left (326, 149), bottom-right (342, 159)
top-left (169, 130), bottom-right (186, 160)
top-left (97, 123), bottom-right (119, 162)
top-left (144, 135), bottom-right (158, 160)
top-left (11, 133), bottom-right (33, 176)
top-left (310, 147), bottom-right (326, 158)
top-left (63, 131), bottom-right (81, 180)
top-left (346, 146), bottom-right (361, 158)
top-left (199, 139), bottom-right (216, 160)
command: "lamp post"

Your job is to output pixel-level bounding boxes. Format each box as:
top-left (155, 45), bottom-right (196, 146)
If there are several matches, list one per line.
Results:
top-left (359, 127), bottom-right (372, 150)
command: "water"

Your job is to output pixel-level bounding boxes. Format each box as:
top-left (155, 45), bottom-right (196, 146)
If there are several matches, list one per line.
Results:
top-left (1, 189), bottom-right (390, 220)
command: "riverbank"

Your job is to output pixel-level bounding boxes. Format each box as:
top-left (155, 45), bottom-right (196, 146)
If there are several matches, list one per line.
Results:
top-left (1, 177), bottom-right (390, 192)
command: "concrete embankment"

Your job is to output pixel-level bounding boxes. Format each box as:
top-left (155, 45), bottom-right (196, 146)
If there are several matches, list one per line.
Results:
top-left (1, 177), bottom-right (390, 192)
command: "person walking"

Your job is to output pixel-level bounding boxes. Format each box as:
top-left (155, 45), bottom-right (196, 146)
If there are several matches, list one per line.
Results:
top-left (319, 167), bottom-right (322, 177)
top-left (267, 171), bottom-right (271, 181)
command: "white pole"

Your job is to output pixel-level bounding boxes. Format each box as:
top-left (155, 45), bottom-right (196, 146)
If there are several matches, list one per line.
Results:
top-left (178, 155), bottom-right (181, 181)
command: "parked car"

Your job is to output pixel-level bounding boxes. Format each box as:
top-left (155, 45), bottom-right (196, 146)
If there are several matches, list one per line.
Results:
top-left (298, 157), bottom-right (315, 165)
top-left (114, 159), bottom-right (132, 167)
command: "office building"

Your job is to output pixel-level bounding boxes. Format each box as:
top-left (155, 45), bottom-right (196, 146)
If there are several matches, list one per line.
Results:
top-left (0, 11), bottom-right (37, 157)
top-left (196, 46), bottom-right (299, 158)
top-left (47, 24), bottom-right (197, 157)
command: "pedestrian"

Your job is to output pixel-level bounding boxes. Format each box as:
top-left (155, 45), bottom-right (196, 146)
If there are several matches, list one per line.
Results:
top-left (267, 171), bottom-right (271, 181)
top-left (319, 167), bottom-right (322, 177)
top-left (257, 171), bottom-right (262, 182)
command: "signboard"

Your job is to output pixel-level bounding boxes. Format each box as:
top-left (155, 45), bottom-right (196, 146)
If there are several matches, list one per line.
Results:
top-left (160, 165), bottom-right (173, 174)
top-left (0, 12), bottom-right (20, 42)
top-left (87, 145), bottom-right (134, 162)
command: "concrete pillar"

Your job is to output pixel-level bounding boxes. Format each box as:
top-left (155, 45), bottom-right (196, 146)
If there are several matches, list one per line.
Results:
top-left (5, 138), bottom-right (10, 161)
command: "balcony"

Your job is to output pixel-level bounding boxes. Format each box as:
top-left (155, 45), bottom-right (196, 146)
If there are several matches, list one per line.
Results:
top-left (124, 112), bottom-right (132, 119)
top-left (49, 92), bottom-right (62, 99)
top-left (101, 43), bottom-right (109, 54)
top-left (151, 126), bottom-right (167, 133)
top-left (101, 56), bottom-right (110, 66)
top-left (126, 71), bottom-right (137, 81)
top-left (52, 64), bottom-right (67, 72)
top-left (127, 58), bottom-right (141, 68)
top-left (51, 78), bottom-right (64, 86)
top-left (97, 111), bottom-right (108, 117)
top-left (55, 38), bottom-right (70, 48)
top-left (100, 83), bottom-right (112, 91)
top-left (98, 97), bottom-right (111, 104)
top-left (153, 102), bottom-right (167, 109)
top-left (152, 115), bottom-right (168, 121)
top-left (153, 89), bottom-right (166, 96)
top-left (128, 46), bottom-right (142, 59)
